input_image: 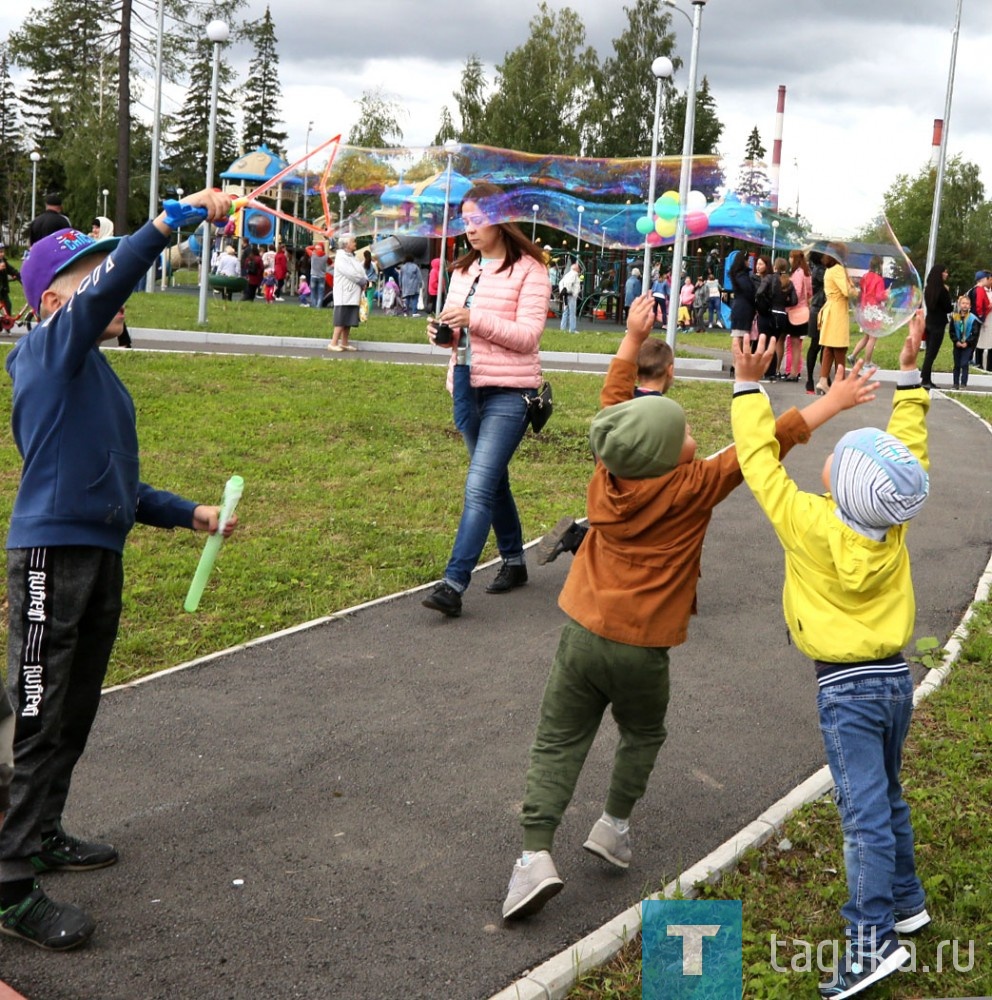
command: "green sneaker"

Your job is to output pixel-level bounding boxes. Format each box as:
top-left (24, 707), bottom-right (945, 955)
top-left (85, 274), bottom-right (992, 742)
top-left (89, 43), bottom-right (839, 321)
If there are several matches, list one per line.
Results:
top-left (0, 884), bottom-right (95, 950)
top-left (31, 823), bottom-right (119, 873)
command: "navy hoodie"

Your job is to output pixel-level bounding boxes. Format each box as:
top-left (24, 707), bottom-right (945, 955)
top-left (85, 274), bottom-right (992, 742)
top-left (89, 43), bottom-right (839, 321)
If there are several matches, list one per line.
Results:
top-left (6, 221), bottom-right (196, 553)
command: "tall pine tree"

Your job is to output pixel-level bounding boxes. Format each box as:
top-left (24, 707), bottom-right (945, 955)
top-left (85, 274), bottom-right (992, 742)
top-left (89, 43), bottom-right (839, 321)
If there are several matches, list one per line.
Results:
top-left (10, 0), bottom-right (116, 225)
top-left (241, 6), bottom-right (288, 156)
top-left (484, 3), bottom-right (598, 155)
top-left (659, 76), bottom-right (725, 157)
top-left (584, 0), bottom-right (679, 158)
top-left (737, 126), bottom-right (771, 205)
top-left (0, 44), bottom-right (27, 244)
top-left (166, 3), bottom-right (241, 195)
top-left (452, 55), bottom-right (488, 143)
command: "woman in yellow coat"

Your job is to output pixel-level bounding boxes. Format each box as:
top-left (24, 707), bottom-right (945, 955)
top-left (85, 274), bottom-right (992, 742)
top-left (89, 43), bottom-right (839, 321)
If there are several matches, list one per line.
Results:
top-left (816, 244), bottom-right (851, 395)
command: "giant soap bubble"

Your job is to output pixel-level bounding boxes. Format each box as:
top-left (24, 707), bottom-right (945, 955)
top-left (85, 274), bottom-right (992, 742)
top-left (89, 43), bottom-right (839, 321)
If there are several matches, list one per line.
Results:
top-left (804, 217), bottom-right (921, 340)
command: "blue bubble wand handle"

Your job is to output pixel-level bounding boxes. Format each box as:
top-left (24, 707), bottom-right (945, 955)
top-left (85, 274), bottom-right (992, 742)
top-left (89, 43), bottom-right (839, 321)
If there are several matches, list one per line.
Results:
top-left (183, 475), bottom-right (244, 613)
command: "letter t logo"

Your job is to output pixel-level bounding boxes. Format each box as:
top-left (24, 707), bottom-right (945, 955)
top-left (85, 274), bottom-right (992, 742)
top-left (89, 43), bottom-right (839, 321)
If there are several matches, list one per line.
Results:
top-left (667, 924), bottom-right (721, 976)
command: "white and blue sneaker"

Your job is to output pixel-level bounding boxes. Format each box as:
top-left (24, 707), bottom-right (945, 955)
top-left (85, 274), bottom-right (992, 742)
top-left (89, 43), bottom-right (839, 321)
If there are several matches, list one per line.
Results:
top-left (819, 936), bottom-right (910, 999)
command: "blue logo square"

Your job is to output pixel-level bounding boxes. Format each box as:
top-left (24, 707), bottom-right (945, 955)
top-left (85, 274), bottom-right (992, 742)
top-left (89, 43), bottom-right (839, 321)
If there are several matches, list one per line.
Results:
top-left (642, 899), bottom-right (743, 1000)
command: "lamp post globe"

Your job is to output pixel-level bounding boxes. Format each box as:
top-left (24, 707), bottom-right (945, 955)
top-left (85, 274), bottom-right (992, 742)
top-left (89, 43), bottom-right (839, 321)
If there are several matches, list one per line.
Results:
top-left (206, 19), bottom-right (229, 43)
top-left (652, 56), bottom-right (674, 80)
top-left (30, 151), bottom-right (41, 219)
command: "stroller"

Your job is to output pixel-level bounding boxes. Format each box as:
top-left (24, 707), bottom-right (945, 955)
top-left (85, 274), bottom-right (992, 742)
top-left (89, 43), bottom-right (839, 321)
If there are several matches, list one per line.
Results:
top-left (381, 277), bottom-right (402, 316)
top-left (0, 301), bottom-right (35, 333)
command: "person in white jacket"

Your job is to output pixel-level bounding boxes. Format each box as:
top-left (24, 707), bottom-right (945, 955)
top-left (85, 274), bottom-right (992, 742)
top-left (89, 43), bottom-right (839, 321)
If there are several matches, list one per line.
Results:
top-left (328, 235), bottom-right (368, 351)
top-left (558, 261), bottom-right (581, 332)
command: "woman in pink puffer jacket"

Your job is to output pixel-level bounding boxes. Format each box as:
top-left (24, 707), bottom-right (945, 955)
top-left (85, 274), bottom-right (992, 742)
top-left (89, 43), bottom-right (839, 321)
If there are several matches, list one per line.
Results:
top-left (423, 183), bottom-right (551, 619)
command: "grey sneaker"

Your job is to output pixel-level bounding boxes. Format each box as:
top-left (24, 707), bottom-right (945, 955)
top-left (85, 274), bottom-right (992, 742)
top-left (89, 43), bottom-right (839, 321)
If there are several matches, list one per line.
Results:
top-left (501, 851), bottom-right (563, 920)
top-left (893, 907), bottom-right (930, 935)
top-left (582, 817), bottom-right (631, 869)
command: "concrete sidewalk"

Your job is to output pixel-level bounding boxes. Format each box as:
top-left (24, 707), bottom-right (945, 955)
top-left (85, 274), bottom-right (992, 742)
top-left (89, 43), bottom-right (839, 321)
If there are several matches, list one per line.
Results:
top-left (0, 380), bottom-right (989, 999)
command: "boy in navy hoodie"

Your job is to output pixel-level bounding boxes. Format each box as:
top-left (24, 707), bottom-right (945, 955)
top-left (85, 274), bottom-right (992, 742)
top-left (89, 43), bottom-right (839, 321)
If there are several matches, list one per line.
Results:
top-left (1, 187), bottom-right (237, 952)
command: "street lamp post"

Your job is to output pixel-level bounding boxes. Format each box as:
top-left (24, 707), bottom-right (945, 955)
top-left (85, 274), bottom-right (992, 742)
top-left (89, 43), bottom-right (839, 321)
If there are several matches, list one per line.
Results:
top-left (575, 204), bottom-right (584, 255)
top-left (665, 0), bottom-right (707, 353)
top-left (437, 139), bottom-right (459, 306)
top-left (145, 0), bottom-right (167, 293)
top-left (102, 188), bottom-right (109, 217)
top-left (30, 151), bottom-right (41, 219)
top-left (197, 19), bottom-right (229, 326)
top-left (531, 203), bottom-right (539, 242)
top-left (771, 220), bottom-right (779, 261)
top-left (600, 223), bottom-right (607, 256)
top-left (642, 56), bottom-right (674, 295)
top-left (338, 189), bottom-right (346, 235)
top-left (924, 0), bottom-right (964, 285)
top-left (302, 120), bottom-right (314, 227)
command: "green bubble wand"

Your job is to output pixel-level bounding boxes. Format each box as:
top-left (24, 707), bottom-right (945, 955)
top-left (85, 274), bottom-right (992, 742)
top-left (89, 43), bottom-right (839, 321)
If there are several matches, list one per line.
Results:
top-left (184, 475), bottom-right (244, 612)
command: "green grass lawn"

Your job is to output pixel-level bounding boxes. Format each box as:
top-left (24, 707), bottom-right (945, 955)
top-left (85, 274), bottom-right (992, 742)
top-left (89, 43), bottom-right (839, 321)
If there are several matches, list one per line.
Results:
top-left (0, 346), bottom-right (733, 686)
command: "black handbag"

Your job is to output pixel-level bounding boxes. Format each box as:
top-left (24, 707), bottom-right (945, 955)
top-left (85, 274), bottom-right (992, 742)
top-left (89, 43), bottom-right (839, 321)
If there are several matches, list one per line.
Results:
top-left (525, 381), bottom-right (553, 433)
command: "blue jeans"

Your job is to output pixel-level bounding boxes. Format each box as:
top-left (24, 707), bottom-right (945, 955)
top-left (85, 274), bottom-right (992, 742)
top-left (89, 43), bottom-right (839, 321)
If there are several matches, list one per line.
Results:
top-left (708, 296), bottom-right (720, 326)
top-left (560, 296), bottom-right (576, 332)
top-left (444, 365), bottom-right (534, 590)
top-left (953, 344), bottom-right (973, 385)
top-left (310, 276), bottom-right (325, 308)
top-left (817, 673), bottom-right (925, 958)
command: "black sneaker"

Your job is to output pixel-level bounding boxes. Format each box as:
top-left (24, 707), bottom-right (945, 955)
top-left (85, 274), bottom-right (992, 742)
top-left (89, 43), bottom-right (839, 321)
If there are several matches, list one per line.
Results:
top-left (485, 561), bottom-right (528, 594)
top-left (31, 823), bottom-right (119, 873)
top-left (422, 582), bottom-right (462, 618)
top-left (893, 906), bottom-right (930, 935)
top-left (0, 884), bottom-right (95, 951)
top-left (819, 936), bottom-right (910, 998)
top-left (536, 517), bottom-right (587, 565)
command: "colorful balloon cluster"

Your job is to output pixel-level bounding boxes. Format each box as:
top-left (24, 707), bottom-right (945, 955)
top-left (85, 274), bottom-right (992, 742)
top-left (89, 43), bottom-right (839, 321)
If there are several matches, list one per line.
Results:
top-left (635, 189), bottom-right (712, 246)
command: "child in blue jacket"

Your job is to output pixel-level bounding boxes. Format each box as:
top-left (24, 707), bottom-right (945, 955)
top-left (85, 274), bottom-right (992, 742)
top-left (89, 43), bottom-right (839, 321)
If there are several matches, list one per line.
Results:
top-left (1, 188), bottom-right (237, 952)
top-left (950, 294), bottom-right (980, 389)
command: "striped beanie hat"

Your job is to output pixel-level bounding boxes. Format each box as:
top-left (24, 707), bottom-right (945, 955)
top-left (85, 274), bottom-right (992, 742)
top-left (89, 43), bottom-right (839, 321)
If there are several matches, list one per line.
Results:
top-left (830, 427), bottom-right (929, 531)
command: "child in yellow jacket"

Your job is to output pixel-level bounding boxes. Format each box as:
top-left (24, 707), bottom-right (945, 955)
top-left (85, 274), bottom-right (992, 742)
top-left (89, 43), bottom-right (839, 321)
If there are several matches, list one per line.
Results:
top-left (730, 317), bottom-right (930, 1000)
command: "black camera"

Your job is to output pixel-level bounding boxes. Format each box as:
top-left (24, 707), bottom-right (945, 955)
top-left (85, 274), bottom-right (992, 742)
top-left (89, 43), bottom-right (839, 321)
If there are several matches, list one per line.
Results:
top-left (434, 323), bottom-right (454, 346)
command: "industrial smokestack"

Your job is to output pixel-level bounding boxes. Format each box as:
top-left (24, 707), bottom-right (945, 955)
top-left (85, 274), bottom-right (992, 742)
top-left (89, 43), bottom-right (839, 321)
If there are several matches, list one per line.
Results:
top-left (770, 85), bottom-right (786, 211)
top-left (930, 119), bottom-right (943, 169)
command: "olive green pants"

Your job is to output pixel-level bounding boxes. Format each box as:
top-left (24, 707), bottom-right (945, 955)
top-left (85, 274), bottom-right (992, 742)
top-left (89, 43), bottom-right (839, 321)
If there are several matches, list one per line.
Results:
top-left (521, 618), bottom-right (670, 852)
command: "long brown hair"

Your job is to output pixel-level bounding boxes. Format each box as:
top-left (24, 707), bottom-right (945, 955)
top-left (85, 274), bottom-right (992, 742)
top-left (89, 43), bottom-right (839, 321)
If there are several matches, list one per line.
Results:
top-left (789, 249), bottom-right (809, 276)
top-left (452, 182), bottom-right (546, 274)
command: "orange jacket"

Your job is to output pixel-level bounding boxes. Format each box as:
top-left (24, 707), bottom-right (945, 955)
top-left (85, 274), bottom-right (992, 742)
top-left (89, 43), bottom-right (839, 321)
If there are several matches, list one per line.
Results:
top-left (558, 362), bottom-right (810, 647)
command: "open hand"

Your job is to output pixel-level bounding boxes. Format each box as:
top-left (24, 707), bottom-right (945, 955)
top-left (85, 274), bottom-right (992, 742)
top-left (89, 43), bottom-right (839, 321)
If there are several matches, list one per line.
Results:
top-left (900, 310), bottom-right (925, 371)
top-left (825, 359), bottom-right (880, 410)
top-left (732, 334), bottom-right (776, 382)
top-left (626, 294), bottom-right (656, 342)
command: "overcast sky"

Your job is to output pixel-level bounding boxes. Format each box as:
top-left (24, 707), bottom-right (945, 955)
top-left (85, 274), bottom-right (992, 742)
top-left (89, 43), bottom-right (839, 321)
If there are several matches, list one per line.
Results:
top-left (5, 1), bottom-right (987, 237)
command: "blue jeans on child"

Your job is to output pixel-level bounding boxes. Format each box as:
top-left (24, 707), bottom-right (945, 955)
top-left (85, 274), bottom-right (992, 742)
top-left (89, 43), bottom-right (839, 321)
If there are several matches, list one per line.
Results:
top-left (953, 344), bottom-right (974, 386)
top-left (444, 365), bottom-right (534, 591)
top-left (817, 671), bottom-right (926, 959)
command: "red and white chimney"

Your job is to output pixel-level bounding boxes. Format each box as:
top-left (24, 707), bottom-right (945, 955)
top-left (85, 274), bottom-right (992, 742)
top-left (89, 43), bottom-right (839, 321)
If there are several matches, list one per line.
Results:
top-left (769, 85), bottom-right (786, 211)
top-left (931, 119), bottom-right (943, 169)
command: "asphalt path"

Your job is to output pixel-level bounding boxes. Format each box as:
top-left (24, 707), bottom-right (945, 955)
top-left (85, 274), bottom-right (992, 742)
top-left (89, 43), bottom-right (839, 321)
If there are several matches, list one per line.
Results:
top-left (0, 340), bottom-right (990, 999)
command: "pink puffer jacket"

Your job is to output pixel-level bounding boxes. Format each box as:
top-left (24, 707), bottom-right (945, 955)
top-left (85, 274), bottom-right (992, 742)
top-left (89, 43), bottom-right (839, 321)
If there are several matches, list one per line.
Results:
top-left (443, 254), bottom-right (550, 391)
